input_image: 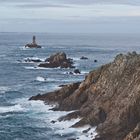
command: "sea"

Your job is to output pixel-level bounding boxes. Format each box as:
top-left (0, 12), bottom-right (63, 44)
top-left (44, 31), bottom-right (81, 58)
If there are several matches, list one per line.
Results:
top-left (0, 32), bottom-right (140, 140)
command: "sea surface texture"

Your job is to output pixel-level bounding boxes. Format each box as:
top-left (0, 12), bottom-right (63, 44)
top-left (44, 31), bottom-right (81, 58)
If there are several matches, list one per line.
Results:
top-left (0, 32), bottom-right (140, 140)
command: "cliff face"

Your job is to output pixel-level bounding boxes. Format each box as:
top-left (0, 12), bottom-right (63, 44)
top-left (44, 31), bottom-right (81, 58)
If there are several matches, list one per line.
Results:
top-left (30, 52), bottom-right (140, 140)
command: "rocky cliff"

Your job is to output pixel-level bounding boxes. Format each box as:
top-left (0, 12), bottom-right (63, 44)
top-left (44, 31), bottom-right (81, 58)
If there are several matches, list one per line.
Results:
top-left (30, 52), bottom-right (140, 140)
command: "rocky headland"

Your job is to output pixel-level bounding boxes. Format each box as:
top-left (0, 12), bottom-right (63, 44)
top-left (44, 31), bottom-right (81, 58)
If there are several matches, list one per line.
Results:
top-left (38, 52), bottom-right (75, 68)
top-left (29, 52), bottom-right (140, 140)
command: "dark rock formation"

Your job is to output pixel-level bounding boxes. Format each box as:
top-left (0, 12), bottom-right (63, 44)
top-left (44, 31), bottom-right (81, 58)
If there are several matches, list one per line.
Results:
top-left (94, 60), bottom-right (98, 63)
top-left (51, 120), bottom-right (57, 124)
top-left (80, 56), bottom-right (88, 60)
top-left (66, 69), bottom-right (81, 75)
top-left (74, 69), bottom-right (81, 74)
top-left (25, 44), bottom-right (41, 48)
top-left (38, 52), bottom-right (75, 68)
top-left (82, 128), bottom-right (91, 133)
top-left (25, 36), bottom-right (41, 48)
top-left (30, 52), bottom-right (140, 140)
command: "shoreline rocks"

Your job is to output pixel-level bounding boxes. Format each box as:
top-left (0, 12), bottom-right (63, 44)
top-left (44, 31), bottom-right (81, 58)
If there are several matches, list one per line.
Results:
top-left (29, 51), bottom-right (140, 140)
top-left (38, 52), bottom-right (75, 68)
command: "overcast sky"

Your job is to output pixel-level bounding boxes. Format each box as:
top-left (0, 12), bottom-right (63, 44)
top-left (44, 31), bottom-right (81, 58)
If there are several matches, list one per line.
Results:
top-left (0, 0), bottom-right (140, 33)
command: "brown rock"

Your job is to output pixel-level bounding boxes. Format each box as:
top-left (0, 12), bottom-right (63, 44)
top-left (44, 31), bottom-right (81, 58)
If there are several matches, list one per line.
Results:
top-left (30, 52), bottom-right (140, 140)
top-left (38, 52), bottom-right (75, 68)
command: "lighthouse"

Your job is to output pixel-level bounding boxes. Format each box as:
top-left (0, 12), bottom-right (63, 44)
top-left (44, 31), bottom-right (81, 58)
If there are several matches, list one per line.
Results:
top-left (25, 35), bottom-right (41, 48)
top-left (32, 36), bottom-right (36, 45)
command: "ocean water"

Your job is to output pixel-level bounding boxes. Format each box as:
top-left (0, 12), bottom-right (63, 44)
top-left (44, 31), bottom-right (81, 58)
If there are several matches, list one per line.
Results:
top-left (0, 32), bottom-right (140, 140)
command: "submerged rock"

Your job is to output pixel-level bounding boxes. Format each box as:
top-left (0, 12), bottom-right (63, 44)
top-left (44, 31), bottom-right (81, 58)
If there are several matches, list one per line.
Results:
top-left (38, 52), bottom-right (75, 68)
top-left (30, 52), bottom-right (140, 140)
top-left (25, 36), bottom-right (41, 48)
top-left (94, 59), bottom-right (98, 63)
top-left (80, 56), bottom-right (88, 60)
top-left (66, 69), bottom-right (81, 75)
top-left (74, 69), bottom-right (81, 74)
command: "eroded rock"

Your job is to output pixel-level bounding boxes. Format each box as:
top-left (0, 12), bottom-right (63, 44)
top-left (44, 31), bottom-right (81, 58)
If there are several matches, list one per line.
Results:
top-left (38, 52), bottom-right (75, 68)
top-left (30, 52), bottom-right (140, 140)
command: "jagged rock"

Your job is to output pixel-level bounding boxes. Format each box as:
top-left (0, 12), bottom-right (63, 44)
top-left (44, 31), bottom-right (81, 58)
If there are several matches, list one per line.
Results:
top-left (74, 69), bottom-right (81, 74)
top-left (38, 52), bottom-right (75, 68)
top-left (30, 52), bottom-right (140, 140)
top-left (51, 120), bottom-right (57, 124)
top-left (124, 123), bottom-right (140, 140)
top-left (80, 56), bottom-right (88, 60)
top-left (25, 44), bottom-right (41, 48)
top-left (82, 128), bottom-right (91, 133)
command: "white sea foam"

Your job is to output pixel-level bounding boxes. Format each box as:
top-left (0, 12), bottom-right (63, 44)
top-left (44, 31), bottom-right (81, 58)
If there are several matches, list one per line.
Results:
top-left (24, 66), bottom-right (61, 70)
top-left (49, 112), bottom-right (97, 139)
top-left (11, 98), bottom-right (97, 139)
top-left (36, 76), bottom-right (73, 83)
top-left (12, 98), bottom-right (54, 113)
top-left (0, 86), bottom-right (10, 94)
top-left (63, 70), bottom-right (88, 76)
top-left (73, 57), bottom-right (80, 61)
top-left (36, 76), bottom-right (47, 82)
top-left (0, 104), bottom-right (23, 113)
top-left (23, 57), bottom-right (46, 63)
top-left (20, 46), bottom-right (40, 50)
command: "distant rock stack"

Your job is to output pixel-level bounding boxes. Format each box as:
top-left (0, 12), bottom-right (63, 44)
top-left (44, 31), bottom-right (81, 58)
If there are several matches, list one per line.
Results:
top-left (25, 36), bottom-right (41, 48)
top-left (38, 52), bottom-right (75, 68)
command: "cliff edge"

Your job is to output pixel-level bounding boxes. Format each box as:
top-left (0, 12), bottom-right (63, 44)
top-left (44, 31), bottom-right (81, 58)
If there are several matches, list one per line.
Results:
top-left (30, 52), bottom-right (140, 140)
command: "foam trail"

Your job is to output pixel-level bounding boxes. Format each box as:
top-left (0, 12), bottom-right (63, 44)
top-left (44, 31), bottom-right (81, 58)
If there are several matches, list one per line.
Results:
top-left (11, 98), bottom-right (97, 139)
top-left (36, 76), bottom-right (47, 82)
top-left (0, 86), bottom-right (10, 94)
top-left (23, 57), bottom-right (46, 63)
top-left (73, 57), bottom-right (80, 61)
top-left (24, 66), bottom-right (61, 70)
top-left (0, 104), bottom-right (23, 113)
top-left (20, 46), bottom-right (42, 50)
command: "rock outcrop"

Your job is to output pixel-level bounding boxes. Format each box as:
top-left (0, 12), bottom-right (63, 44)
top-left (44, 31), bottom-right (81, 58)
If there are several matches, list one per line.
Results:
top-left (38, 52), bottom-right (75, 68)
top-left (25, 44), bottom-right (41, 48)
top-left (25, 36), bottom-right (41, 48)
top-left (80, 56), bottom-right (88, 60)
top-left (30, 52), bottom-right (140, 140)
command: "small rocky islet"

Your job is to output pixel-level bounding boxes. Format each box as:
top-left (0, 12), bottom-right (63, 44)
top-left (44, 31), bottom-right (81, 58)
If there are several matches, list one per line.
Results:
top-left (25, 36), bottom-right (42, 48)
top-left (38, 52), bottom-right (75, 68)
top-left (24, 52), bottom-right (75, 69)
top-left (29, 51), bottom-right (140, 140)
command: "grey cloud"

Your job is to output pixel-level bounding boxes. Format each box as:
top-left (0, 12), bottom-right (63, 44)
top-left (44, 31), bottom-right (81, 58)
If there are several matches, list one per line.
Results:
top-left (16, 4), bottom-right (70, 9)
top-left (1, 0), bottom-right (140, 6)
